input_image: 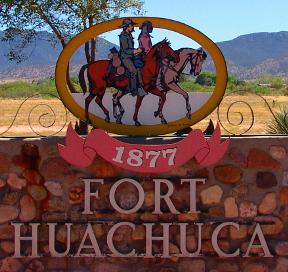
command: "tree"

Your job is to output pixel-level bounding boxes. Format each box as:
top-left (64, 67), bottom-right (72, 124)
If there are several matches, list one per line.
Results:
top-left (227, 74), bottom-right (241, 86)
top-left (0, 0), bottom-right (143, 63)
top-left (195, 72), bottom-right (243, 87)
top-left (257, 74), bottom-right (276, 84)
top-left (195, 72), bottom-right (216, 86)
top-left (0, 0), bottom-right (144, 134)
top-left (270, 78), bottom-right (284, 89)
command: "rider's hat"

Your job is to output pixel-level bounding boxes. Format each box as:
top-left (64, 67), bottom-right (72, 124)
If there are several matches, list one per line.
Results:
top-left (119, 18), bottom-right (138, 28)
top-left (139, 21), bottom-right (152, 29)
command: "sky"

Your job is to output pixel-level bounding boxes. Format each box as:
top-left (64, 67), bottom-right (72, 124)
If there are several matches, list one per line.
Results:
top-left (101, 0), bottom-right (288, 50)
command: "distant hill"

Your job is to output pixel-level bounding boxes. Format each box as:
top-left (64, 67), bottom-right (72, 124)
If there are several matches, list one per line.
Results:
top-left (0, 31), bottom-right (118, 81)
top-left (0, 30), bottom-right (288, 80)
top-left (203, 31), bottom-right (288, 79)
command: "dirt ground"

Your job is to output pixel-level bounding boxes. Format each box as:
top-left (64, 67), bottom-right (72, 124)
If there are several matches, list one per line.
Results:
top-left (0, 95), bottom-right (287, 137)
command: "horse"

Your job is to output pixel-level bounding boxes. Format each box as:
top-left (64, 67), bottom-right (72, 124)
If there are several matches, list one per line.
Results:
top-left (78, 39), bottom-right (180, 126)
top-left (158, 48), bottom-right (207, 118)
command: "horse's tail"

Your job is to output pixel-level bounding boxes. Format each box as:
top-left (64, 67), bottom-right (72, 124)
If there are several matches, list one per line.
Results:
top-left (79, 64), bottom-right (89, 94)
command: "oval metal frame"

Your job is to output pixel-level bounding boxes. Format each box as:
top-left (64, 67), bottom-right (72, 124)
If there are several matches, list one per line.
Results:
top-left (55, 17), bottom-right (227, 136)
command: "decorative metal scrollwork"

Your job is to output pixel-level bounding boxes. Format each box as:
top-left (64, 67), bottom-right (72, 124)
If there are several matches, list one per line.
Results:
top-left (217, 90), bottom-right (285, 135)
top-left (0, 93), bottom-right (68, 137)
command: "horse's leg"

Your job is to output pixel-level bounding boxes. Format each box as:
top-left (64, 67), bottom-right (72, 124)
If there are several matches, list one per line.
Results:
top-left (117, 94), bottom-right (125, 123)
top-left (167, 82), bottom-right (191, 118)
top-left (158, 91), bottom-right (167, 109)
top-left (112, 91), bottom-right (122, 120)
top-left (85, 93), bottom-right (96, 124)
top-left (133, 96), bottom-right (144, 126)
top-left (112, 90), bottom-right (125, 124)
top-left (150, 88), bottom-right (167, 124)
top-left (95, 87), bottom-right (110, 123)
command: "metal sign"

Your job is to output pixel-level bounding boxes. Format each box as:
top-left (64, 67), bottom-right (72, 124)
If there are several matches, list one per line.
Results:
top-left (56, 17), bottom-right (227, 136)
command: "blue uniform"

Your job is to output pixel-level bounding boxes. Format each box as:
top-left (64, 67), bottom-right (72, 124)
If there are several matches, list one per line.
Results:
top-left (119, 31), bottom-right (138, 95)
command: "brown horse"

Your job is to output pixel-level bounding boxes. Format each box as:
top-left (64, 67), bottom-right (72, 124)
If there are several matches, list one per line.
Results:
top-left (78, 39), bottom-right (180, 125)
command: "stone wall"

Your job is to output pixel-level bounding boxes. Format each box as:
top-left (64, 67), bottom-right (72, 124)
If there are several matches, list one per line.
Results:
top-left (0, 136), bottom-right (288, 271)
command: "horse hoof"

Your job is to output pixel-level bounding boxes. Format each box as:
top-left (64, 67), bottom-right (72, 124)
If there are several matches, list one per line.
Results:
top-left (154, 111), bottom-right (159, 118)
top-left (116, 119), bottom-right (122, 124)
top-left (105, 117), bottom-right (110, 123)
top-left (186, 112), bottom-right (191, 119)
top-left (135, 120), bottom-right (141, 126)
top-left (161, 119), bottom-right (167, 125)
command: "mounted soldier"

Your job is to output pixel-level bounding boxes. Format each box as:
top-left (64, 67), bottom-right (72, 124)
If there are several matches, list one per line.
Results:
top-left (119, 18), bottom-right (142, 96)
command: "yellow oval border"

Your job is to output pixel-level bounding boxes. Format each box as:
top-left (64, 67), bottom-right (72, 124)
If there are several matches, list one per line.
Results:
top-left (55, 17), bottom-right (227, 136)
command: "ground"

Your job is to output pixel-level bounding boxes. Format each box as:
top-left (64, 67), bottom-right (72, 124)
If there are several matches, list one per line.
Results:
top-left (0, 95), bottom-right (287, 137)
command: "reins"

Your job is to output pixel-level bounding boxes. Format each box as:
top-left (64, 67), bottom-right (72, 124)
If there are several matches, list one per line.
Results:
top-left (140, 44), bottom-right (177, 81)
top-left (189, 51), bottom-right (203, 75)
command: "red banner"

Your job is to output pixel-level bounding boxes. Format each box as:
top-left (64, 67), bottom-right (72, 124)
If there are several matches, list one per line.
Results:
top-left (58, 123), bottom-right (229, 173)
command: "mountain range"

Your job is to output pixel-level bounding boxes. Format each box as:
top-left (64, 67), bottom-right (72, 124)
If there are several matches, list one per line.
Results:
top-left (203, 31), bottom-right (288, 79)
top-left (0, 30), bottom-right (288, 80)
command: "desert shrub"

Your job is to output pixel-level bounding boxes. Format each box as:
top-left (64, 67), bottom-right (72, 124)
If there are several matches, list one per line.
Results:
top-left (270, 78), bottom-right (284, 89)
top-left (228, 74), bottom-right (241, 86)
top-left (252, 86), bottom-right (272, 95)
top-left (266, 105), bottom-right (288, 134)
top-left (282, 88), bottom-right (288, 96)
top-left (178, 74), bottom-right (190, 83)
top-left (226, 83), bottom-right (236, 90)
top-left (195, 72), bottom-right (216, 86)
top-left (179, 81), bottom-right (205, 92)
top-left (0, 79), bottom-right (59, 99)
top-left (257, 74), bottom-right (275, 84)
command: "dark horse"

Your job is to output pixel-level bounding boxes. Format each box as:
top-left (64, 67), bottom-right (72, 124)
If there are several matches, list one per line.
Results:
top-left (78, 39), bottom-right (180, 126)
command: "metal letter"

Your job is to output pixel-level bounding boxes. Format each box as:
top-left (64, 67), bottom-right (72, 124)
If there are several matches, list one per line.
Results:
top-left (76, 223), bottom-right (102, 257)
top-left (82, 179), bottom-right (104, 214)
top-left (12, 222), bottom-right (40, 258)
top-left (153, 179), bottom-right (180, 214)
top-left (179, 223), bottom-right (203, 257)
top-left (144, 223), bottom-right (172, 258)
top-left (48, 223), bottom-right (72, 257)
top-left (243, 223), bottom-right (272, 257)
top-left (107, 222), bottom-right (135, 257)
top-left (109, 178), bottom-right (144, 214)
top-left (211, 222), bottom-right (240, 257)
top-left (181, 179), bottom-right (205, 213)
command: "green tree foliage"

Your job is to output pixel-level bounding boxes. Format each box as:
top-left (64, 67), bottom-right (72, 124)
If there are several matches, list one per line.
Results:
top-left (178, 74), bottom-right (190, 83)
top-left (0, 79), bottom-right (59, 99)
top-left (195, 72), bottom-right (216, 86)
top-left (270, 78), bottom-right (284, 89)
top-left (228, 74), bottom-right (241, 85)
top-left (257, 74), bottom-right (284, 89)
top-left (0, 0), bottom-right (144, 63)
top-left (0, 0), bottom-right (144, 134)
top-left (257, 74), bottom-right (276, 84)
top-left (195, 72), bottom-right (242, 87)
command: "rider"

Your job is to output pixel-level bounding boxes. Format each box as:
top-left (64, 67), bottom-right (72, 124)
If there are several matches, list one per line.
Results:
top-left (138, 21), bottom-right (153, 54)
top-left (135, 21), bottom-right (153, 86)
top-left (119, 18), bottom-right (142, 96)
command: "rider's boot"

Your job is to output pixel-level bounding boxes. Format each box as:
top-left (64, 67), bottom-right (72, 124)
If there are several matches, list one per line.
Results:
top-left (137, 68), bottom-right (144, 86)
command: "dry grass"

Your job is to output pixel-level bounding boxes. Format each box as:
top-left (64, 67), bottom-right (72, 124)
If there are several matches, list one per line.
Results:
top-left (0, 95), bottom-right (287, 137)
top-left (0, 99), bottom-right (77, 137)
top-left (195, 95), bottom-right (288, 135)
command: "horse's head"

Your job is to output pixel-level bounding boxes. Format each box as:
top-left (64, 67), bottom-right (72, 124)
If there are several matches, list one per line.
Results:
top-left (156, 39), bottom-right (180, 63)
top-left (190, 48), bottom-right (207, 76)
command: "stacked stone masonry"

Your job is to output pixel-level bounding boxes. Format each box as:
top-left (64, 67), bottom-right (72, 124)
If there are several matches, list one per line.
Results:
top-left (0, 137), bottom-right (288, 271)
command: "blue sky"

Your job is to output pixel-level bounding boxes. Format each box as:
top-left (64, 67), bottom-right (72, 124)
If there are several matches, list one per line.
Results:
top-left (102, 0), bottom-right (288, 49)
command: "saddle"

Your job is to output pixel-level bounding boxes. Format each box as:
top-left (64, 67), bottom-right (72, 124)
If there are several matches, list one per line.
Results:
top-left (108, 47), bottom-right (125, 82)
